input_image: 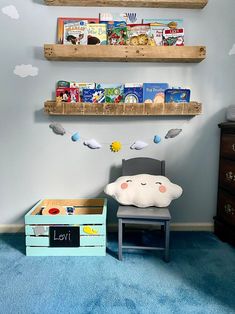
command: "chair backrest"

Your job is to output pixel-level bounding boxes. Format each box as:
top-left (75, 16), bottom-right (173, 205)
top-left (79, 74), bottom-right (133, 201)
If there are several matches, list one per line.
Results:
top-left (122, 157), bottom-right (165, 176)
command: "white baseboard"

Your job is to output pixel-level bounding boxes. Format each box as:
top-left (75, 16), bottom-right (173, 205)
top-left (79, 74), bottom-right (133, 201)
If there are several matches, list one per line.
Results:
top-left (0, 224), bottom-right (24, 233)
top-left (0, 223), bottom-right (214, 233)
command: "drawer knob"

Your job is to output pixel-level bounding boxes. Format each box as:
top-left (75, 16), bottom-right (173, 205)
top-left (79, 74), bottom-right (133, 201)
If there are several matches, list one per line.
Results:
top-left (226, 171), bottom-right (235, 182)
top-left (224, 204), bottom-right (235, 215)
top-left (232, 144), bottom-right (235, 152)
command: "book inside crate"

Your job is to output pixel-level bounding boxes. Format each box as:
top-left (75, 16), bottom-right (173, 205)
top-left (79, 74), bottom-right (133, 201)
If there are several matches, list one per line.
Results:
top-left (44, 101), bottom-right (202, 116)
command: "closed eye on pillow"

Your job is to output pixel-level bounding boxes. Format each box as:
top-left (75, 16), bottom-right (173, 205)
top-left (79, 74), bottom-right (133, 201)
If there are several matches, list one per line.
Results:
top-left (104, 174), bottom-right (183, 208)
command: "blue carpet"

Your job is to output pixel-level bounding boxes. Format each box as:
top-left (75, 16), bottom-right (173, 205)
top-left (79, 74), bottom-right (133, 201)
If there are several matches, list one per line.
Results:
top-left (0, 232), bottom-right (234, 314)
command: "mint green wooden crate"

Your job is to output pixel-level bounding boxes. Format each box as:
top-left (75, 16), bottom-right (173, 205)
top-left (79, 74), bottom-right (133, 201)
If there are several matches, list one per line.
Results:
top-left (25, 198), bottom-right (107, 256)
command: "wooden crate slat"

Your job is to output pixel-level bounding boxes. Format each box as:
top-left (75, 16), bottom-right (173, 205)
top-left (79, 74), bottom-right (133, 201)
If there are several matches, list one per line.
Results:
top-left (44, 0), bottom-right (208, 9)
top-left (26, 235), bottom-right (105, 247)
top-left (44, 45), bottom-right (206, 63)
top-left (44, 101), bottom-right (202, 116)
top-left (26, 246), bottom-right (106, 256)
top-left (26, 224), bottom-right (105, 236)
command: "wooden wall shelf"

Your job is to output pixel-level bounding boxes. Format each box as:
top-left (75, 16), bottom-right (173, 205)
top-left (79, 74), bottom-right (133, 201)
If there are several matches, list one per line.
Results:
top-left (44, 45), bottom-right (206, 63)
top-left (44, 101), bottom-right (202, 116)
top-left (44, 0), bottom-right (208, 9)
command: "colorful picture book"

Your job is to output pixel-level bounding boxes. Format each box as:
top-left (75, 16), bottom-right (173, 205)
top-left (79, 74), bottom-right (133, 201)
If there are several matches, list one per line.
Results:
top-left (143, 19), bottom-right (184, 46)
top-left (163, 29), bottom-right (184, 46)
top-left (101, 21), bottom-right (128, 45)
top-left (55, 81), bottom-right (191, 104)
top-left (143, 83), bottom-right (169, 104)
top-left (57, 17), bottom-right (99, 44)
top-left (127, 24), bottom-right (152, 46)
top-left (165, 89), bottom-right (190, 103)
top-left (123, 87), bottom-right (143, 103)
top-left (63, 20), bottom-right (88, 45)
top-left (83, 89), bottom-right (105, 103)
top-left (87, 24), bottom-right (107, 45)
top-left (96, 84), bottom-right (124, 103)
top-left (56, 87), bottom-right (80, 103)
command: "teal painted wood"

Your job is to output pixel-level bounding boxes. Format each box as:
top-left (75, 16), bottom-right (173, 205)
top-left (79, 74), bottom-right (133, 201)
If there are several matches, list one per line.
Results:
top-left (25, 198), bottom-right (107, 225)
top-left (26, 224), bottom-right (105, 236)
top-left (26, 246), bottom-right (106, 256)
top-left (26, 235), bottom-right (105, 247)
top-left (25, 225), bottom-right (49, 236)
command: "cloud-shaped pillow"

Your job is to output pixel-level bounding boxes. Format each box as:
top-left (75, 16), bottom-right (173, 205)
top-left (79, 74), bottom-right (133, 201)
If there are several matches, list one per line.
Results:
top-left (104, 174), bottom-right (183, 208)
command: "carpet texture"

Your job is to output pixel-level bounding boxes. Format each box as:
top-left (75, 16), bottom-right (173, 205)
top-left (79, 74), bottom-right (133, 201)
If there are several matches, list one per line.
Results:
top-left (0, 232), bottom-right (234, 314)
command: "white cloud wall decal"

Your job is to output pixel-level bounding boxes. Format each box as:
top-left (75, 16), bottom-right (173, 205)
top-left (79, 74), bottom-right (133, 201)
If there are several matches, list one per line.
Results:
top-left (229, 44), bottom-right (235, 56)
top-left (14, 64), bottom-right (39, 78)
top-left (1, 5), bottom-right (19, 19)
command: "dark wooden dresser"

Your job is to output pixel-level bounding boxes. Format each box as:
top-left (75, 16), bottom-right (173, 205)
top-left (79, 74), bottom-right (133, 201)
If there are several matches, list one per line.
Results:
top-left (214, 122), bottom-right (235, 245)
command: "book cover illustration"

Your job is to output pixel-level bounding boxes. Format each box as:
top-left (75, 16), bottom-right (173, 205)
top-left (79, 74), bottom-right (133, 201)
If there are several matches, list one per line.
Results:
top-left (63, 20), bottom-right (88, 45)
top-left (96, 83), bottom-right (124, 103)
top-left (57, 81), bottom-right (70, 88)
top-left (70, 82), bottom-right (96, 101)
top-left (124, 87), bottom-right (143, 103)
top-left (163, 28), bottom-right (184, 46)
top-left (146, 19), bottom-right (184, 46)
top-left (83, 89), bottom-right (105, 103)
top-left (165, 89), bottom-right (190, 103)
top-left (56, 87), bottom-right (80, 103)
top-left (57, 17), bottom-right (99, 44)
top-left (143, 83), bottom-right (169, 104)
top-left (87, 24), bottom-right (107, 45)
top-left (125, 83), bottom-right (143, 88)
top-left (101, 21), bottom-right (128, 45)
top-left (100, 12), bottom-right (141, 24)
top-left (127, 24), bottom-right (152, 46)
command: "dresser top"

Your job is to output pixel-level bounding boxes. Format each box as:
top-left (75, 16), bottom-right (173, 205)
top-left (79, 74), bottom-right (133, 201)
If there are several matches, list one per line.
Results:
top-left (219, 122), bottom-right (235, 129)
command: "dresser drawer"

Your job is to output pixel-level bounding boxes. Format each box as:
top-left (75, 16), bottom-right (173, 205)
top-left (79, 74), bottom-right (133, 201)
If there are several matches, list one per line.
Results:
top-left (219, 158), bottom-right (235, 192)
top-left (217, 189), bottom-right (235, 226)
top-left (221, 134), bottom-right (235, 160)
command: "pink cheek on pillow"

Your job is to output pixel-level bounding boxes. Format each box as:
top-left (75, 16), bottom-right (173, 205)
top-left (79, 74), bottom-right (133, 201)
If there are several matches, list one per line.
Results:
top-left (121, 183), bottom-right (128, 190)
top-left (159, 185), bottom-right (167, 193)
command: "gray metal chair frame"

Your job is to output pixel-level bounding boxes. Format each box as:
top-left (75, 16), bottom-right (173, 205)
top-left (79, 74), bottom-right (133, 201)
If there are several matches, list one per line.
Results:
top-left (117, 157), bottom-right (171, 262)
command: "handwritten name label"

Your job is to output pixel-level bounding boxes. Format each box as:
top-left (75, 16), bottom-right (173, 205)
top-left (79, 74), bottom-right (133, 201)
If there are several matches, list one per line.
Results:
top-left (49, 226), bottom-right (80, 247)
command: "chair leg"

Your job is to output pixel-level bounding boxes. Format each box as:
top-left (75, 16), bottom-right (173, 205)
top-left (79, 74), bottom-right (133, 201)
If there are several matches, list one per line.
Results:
top-left (118, 218), bottom-right (123, 261)
top-left (164, 221), bottom-right (170, 263)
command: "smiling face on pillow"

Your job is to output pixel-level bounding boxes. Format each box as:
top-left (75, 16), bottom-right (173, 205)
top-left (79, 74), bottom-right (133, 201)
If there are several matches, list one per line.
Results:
top-left (104, 174), bottom-right (183, 208)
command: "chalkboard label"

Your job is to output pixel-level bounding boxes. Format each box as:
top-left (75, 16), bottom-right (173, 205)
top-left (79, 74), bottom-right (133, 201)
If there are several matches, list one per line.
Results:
top-left (49, 226), bottom-right (80, 247)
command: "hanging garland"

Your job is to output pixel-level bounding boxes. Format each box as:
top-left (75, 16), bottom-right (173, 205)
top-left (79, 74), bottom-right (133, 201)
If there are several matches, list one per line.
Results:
top-left (49, 122), bottom-right (182, 152)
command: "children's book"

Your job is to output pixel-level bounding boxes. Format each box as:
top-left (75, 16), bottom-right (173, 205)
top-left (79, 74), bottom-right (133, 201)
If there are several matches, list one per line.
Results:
top-left (127, 24), bottom-right (152, 46)
top-left (56, 87), bottom-right (80, 103)
top-left (70, 82), bottom-right (96, 101)
top-left (163, 29), bottom-right (184, 46)
top-left (83, 89), bottom-right (105, 103)
top-left (144, 19), bottom-right (183, 46)
top-left (87, 24), bottom-right (107, 45)
top-left (143, 83), bottom-right (169, 104)
top-left (100, 12), bottom-right (141, 24)
top-left (101, 21), bottom-right (128, 45)
top-left (96, 83), bottom-right (124, 103)
top-left (165, 89), bottom-right (190, 103)
top-left (57, 17), bottom-right (99, 44)
top-left (63, 20), bottom-right (88, 45)
top-left (124, 87), bottom-right (143, 103)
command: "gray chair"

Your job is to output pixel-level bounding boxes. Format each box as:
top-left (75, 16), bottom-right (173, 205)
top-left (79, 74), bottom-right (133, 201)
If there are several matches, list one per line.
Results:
top-left (117, 157), bottom-right (171, 262)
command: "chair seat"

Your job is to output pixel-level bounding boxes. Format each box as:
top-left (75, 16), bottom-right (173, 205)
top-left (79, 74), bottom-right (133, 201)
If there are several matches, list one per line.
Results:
top-left (117, 205), bottom-right (171, 221)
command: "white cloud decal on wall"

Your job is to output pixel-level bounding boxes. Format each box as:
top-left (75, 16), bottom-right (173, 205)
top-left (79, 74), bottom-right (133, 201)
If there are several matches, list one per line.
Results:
top-left (1, 5), bottom-right (19, 19)
top-left (14, 64), bottom-right (39, 78)
top-left (229, 44), bottom-right (235, 56)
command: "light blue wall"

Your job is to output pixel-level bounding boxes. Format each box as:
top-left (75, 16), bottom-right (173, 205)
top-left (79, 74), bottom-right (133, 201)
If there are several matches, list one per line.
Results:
top-left (0, 0), bottom-right (235, 225)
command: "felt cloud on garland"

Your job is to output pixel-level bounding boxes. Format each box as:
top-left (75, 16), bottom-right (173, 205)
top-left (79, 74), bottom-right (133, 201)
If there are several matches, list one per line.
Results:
top-left (84, 139), bottom-right (102, 149)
